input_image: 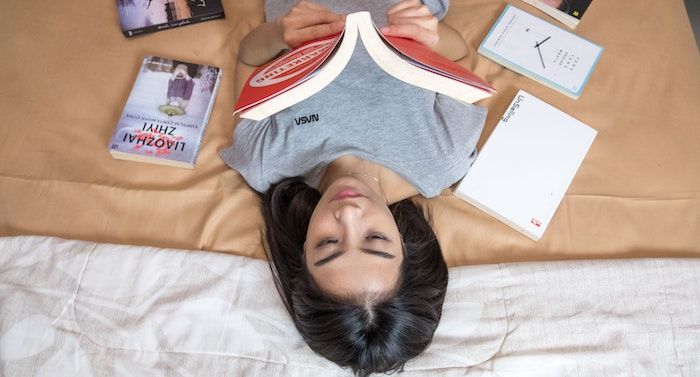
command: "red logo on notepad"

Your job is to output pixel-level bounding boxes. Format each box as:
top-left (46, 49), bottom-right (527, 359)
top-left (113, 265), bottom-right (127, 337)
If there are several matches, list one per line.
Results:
top-left (531, 218), bottom-right (542, 227)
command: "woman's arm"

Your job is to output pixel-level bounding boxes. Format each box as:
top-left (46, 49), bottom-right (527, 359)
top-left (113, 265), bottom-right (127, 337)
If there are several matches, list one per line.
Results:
top-left (381, 0), bottom-right (468, 61)
top-left (434, 22), bottom-right (468, 61)
top-left (238, 1), bottom-right (345, 66)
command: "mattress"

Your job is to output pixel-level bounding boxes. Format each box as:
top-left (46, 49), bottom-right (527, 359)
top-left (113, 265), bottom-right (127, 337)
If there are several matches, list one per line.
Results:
top-left (1, 236), bottom-right (697, 376)
top-left (0, 0), bottom-right (699, 264)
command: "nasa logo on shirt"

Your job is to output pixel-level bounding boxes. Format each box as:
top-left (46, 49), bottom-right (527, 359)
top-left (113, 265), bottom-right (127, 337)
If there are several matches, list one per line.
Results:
top-left (294, 113), bottom-right (320, 125)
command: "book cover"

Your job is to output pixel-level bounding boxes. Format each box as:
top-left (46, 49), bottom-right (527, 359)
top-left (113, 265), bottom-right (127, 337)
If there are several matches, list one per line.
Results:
top-left (520, 0), bottom-right (593, 28)
top-left (116, 0), bottom-right (225, 38)
top-left (109, 56), bottom-right (222, 168)
top-left (234, 33), bottom-right (343, 115)
top-left (478, 4), bottom-right (602, 99)
top-left (234, 11), bottom-right (495, 121)
top-left (454, 90), bottom-right (597, 241)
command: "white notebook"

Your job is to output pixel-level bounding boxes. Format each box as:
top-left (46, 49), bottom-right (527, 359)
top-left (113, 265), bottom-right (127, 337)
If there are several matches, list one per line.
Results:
top-left (454, 90), bottom-right (597, 241)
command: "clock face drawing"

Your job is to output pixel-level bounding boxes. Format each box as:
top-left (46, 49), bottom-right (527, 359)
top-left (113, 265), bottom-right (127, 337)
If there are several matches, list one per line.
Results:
top-left (527, 28), bottom-right (550, 69)
top-left (524, 27), bottom-right (581, 72)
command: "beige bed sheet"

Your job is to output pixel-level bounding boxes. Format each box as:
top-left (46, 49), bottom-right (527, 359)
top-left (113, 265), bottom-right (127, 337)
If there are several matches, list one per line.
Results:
top-left (0, 0), bottom-right (698, 265)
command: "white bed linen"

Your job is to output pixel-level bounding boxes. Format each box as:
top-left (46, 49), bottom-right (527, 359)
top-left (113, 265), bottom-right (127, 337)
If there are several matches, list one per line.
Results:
top-left (0, 236), bottom-right (697, 376)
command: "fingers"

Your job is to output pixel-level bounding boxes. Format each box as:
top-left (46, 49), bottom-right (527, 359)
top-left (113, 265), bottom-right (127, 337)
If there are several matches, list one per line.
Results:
top-left (386, 15), bottom-right (436, 29)
top-left (282, 11), bottom-right (344, 29)
top-left (279, 2), bottom-right (345, 48)
top-left (388, 4), bottom-right (431, 19)
top-left (383, 0), bottom-right (439, 49)
top-left (386, 1), bottom-right (435, 28)
top-left (295, 21), bottom-right (345, 44)
top-left (280, 16), bottom-right (344, 48)
top-left (380, 23), bottom-right (439, 48)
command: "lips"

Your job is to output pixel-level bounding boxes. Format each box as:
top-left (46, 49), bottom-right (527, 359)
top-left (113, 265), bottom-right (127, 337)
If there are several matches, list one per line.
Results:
top-left (333, 188), bottom-right (362, 201)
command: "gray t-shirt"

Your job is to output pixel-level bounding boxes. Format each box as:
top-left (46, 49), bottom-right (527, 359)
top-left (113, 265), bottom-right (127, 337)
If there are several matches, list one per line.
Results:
top-left (263, 0), bottom-right (449, 28)
top-left (220, 0), bottom-right (487, 198)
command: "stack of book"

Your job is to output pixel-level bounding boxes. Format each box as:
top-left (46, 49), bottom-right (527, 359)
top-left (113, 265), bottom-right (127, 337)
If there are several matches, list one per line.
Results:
top-left (109, 1), bottom-right (226, 168)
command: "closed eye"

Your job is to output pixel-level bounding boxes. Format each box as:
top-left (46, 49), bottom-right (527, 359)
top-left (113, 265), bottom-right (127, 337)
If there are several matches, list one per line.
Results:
top-left (366, 233), bottom-right (389, 241)
top-left (316, 238), bottom-right (338, 248)
top-left (313, 248), bottom-right (395, 267)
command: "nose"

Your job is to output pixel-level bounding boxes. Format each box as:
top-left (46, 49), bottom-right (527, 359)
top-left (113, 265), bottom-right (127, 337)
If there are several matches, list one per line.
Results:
top-left (333, 202), bottom-right (362, 222)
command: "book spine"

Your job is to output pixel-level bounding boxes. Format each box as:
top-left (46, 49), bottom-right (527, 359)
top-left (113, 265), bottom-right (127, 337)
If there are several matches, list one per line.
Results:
top-left (453, 190), bottom-right (541, 241)
top-left (520, 0), bottom-right (579, 29)
top-left (122, 11), bottom-right (225, 38)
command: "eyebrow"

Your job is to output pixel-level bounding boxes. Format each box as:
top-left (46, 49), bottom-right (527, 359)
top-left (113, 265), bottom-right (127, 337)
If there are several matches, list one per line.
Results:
top-left (314, 249), bottom-right (395, 267)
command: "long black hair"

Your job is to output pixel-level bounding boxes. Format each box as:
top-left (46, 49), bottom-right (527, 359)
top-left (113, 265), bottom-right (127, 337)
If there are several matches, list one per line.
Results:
top-left (261, 177), bottom-right (448, 377)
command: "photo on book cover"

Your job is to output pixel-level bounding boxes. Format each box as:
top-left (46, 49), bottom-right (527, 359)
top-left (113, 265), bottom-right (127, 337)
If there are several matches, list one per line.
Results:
top-left (542, 0), bottom-right (592, 20)
top-left (116, 0), bottom-right (225, 37)
top-left (109, 56), bottom-right (220, 166)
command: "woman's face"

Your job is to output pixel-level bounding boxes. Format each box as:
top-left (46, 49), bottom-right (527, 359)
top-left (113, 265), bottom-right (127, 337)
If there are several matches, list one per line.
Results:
top-left (305, 176), bottom-right (404, 297)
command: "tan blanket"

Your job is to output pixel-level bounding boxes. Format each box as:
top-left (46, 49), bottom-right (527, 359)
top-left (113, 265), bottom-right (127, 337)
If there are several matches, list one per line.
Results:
top-left (1, 0), bottom-right (698, 265)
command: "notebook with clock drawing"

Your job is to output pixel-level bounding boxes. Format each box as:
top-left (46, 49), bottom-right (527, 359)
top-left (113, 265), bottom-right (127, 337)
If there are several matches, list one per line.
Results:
top-left (478, 4), bottom-right (603, 99)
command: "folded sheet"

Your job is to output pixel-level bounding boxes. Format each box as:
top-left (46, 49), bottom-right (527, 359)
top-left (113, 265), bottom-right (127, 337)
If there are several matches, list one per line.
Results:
top-left (1, 236), bottom-right (697, 376)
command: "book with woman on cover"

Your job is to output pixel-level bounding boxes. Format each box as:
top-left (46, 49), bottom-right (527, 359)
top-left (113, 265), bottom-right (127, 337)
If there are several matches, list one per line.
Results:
top-left (109, 56), bottom-right (222, 169)
top-left (116, 0), bottom-right (225, 38)
top-left (520, 0), bottom-right (593, 29)
top-left (234, 11), bottom-right (496, 121)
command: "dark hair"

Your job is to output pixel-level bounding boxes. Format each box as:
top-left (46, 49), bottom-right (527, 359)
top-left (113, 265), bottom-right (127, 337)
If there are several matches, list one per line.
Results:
top-left (261, 177), bottom-right (448, 377)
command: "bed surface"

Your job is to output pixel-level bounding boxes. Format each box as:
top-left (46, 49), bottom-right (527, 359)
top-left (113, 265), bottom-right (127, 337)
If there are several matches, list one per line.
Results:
top-left (1, 0), bottom-right (699, 264)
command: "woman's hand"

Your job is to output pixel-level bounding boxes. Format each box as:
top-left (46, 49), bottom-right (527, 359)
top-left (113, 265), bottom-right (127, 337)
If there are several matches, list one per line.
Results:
top-left (381, 0), bottom-right (439, 50)
top-left (381, 0), bottom-right (468, 61)
top-left (238, 1), bottom-right (344, 66)
top-left (277, 1), bottom-right (345, 49)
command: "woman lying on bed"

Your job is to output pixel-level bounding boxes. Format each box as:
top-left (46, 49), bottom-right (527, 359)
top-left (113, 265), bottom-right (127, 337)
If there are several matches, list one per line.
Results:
top-left (220, 0), bottom-right (486, 375)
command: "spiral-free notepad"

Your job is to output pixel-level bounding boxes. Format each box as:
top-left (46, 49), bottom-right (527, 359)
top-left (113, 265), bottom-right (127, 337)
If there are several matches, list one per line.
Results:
top-left (454, 90), bottom-right (597, 241)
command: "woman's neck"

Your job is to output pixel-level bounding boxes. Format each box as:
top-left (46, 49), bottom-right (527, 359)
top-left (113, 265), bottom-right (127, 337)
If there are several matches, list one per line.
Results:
top-left (318, 156), bottom-right (419, 204)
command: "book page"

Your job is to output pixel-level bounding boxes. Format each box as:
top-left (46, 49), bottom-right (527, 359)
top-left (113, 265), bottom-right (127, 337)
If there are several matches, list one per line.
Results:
top-left (381, 35), bottom-right (495, 92)
top-left (480, 5), bottom-right (602, 96)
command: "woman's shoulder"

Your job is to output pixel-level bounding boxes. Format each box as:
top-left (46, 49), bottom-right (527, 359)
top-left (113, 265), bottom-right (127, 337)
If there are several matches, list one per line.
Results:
top-left (219, 118), bottom-right (273, 192)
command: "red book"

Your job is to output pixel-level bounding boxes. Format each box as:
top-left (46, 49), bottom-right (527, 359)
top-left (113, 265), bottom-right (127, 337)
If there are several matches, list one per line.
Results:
top-left (234, 11), bottom-right (495, 121)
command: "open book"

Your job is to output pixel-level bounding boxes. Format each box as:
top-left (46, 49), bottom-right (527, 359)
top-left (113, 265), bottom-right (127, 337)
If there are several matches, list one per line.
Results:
top-left (234, 11), bottom-right (496, 121)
